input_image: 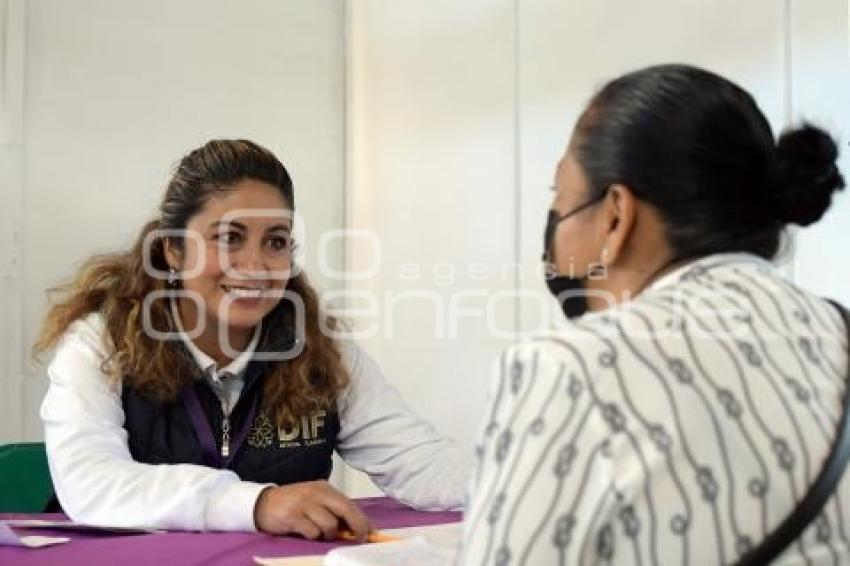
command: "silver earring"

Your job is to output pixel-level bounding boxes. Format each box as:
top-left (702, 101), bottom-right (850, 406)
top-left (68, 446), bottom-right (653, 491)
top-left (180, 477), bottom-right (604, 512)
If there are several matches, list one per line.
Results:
top-left (601, 246), bottom-right (610, 264)
top-left (168, 267), bottom-right (178, 286)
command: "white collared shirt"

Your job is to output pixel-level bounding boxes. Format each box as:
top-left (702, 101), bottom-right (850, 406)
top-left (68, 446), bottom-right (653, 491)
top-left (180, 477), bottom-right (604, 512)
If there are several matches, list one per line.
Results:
top-left (170, 300), bottom-right (261, 416)
top-left (41, 313), bottom-right (471, 532)
top-left (459, 253), bottom-right (850, 565)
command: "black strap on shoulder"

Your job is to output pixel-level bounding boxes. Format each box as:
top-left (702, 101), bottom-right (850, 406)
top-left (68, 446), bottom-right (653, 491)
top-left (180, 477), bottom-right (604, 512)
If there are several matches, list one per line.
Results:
top-left (735, 300), bottom-right (850, 565)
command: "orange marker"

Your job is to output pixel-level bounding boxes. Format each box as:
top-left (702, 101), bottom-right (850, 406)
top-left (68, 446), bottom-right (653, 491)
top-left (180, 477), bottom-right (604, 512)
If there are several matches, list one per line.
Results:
top-left (338, 529), bottom-right (401, 544)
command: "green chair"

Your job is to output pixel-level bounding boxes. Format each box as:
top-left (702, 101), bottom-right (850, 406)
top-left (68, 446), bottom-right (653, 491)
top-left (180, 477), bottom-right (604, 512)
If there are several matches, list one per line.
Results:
top-left (0, 443), bottom-right (54, 513)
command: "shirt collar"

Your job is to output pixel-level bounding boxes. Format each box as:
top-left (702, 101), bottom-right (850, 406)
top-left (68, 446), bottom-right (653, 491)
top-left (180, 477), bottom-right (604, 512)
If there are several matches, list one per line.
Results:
top-left (644, 252), bottom-right (775, 294)
top-left (170, 300), bottom-right (261, 382)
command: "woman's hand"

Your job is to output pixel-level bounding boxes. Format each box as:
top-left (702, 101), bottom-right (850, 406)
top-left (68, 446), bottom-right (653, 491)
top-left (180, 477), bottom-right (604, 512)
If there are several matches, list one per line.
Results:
top-left (253, 480), bottom-right (371, 542)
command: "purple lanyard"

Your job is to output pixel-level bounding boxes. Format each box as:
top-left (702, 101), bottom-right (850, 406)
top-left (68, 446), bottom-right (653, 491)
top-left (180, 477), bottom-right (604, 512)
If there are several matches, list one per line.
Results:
top-left (180, 384), bottom-right (259, 470)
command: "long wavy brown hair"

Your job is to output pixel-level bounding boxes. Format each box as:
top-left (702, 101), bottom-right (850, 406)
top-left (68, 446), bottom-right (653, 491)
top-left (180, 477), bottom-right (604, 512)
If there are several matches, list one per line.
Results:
top-left (33, 139), bottom-right (349, 427)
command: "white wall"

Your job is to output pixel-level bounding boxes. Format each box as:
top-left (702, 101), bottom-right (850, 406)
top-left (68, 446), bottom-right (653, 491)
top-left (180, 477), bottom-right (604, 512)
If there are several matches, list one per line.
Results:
top-left (515, 0), bottom-right (789, 331)
top-left (0, 0), bottom-right (27, 445)
top-left (1, 0), bottom-right (346, 442)
top-left (791, 0), bottom-right (850, 305)
top-left (344, 0), bottom-right (518, 495)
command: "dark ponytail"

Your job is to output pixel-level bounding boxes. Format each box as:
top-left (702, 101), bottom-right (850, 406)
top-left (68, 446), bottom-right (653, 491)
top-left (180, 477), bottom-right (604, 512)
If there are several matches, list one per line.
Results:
top-left (574, 64), bottom-right (845, 260)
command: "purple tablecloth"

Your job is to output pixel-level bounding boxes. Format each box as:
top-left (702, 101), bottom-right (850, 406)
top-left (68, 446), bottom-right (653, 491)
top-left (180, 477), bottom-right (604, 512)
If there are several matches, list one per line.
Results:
top-left (0, 497), bottom-right (462, 566)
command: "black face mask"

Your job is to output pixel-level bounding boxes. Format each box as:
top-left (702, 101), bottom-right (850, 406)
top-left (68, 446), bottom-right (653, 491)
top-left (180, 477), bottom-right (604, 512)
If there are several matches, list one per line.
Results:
top-left (542, 194), bottom-right (606, 319)
top-left (544, 198), bottom-right (695, 320)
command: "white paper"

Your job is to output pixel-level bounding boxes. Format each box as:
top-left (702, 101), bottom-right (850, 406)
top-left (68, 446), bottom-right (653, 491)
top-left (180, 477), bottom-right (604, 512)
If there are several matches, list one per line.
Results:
top-left (6, 519), bottom-right (160, 534)
top-left (323, 537), bottom-right (449, 566)
top-left (253, 557), bottom-right (323, 566)
top-left (252, 523), bottom-right (462, 566)
top-left (323, 523), bottom-right (461, 566)
top-left (382, 523), bottom-right (462, 548)
top-left (0, 521), bottom-right (70, 548)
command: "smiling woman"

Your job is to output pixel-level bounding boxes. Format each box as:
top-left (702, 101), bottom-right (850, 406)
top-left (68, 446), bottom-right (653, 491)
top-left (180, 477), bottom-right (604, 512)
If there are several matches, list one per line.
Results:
top-left (164, 179), bottom-right (297, 361)
top-left (31, 140), bottom-right (470, 539)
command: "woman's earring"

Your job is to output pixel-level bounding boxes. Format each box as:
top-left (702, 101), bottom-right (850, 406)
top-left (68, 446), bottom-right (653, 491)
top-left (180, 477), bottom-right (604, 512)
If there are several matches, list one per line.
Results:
top-left (589, 246), bottom-right (610, 280)
top-left (168, 267), bottom-right (178, 287)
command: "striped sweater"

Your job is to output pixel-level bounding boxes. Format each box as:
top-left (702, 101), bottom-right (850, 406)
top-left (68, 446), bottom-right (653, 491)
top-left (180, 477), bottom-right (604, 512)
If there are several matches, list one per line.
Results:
top-left (460, 253), bottom-right (850, 566)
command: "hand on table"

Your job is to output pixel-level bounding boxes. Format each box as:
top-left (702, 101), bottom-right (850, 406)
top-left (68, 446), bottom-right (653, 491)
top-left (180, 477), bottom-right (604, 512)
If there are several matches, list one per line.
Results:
top-left (253, 480), bottom-right (372, 542)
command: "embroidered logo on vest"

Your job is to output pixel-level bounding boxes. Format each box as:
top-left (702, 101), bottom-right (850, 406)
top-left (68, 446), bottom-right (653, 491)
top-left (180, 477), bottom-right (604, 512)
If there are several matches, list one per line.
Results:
top-left (248, 410), bottom-right (328, 449)
top-left (247, 412), bottom-right (275, 448)
top-left (279, 410), bottom-right (327, 448)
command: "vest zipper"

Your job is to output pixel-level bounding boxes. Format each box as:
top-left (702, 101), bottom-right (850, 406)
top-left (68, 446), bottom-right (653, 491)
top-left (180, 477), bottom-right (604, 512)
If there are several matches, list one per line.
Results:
top-left (218, 371), bottom-right (236, 460)
top-left (221, 416), bottom-right (231, 458)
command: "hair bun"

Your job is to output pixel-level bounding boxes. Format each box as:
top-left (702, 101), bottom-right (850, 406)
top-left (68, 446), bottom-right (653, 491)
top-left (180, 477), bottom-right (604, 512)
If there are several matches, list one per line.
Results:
top-left (769, 124), bottom-right (845, 227)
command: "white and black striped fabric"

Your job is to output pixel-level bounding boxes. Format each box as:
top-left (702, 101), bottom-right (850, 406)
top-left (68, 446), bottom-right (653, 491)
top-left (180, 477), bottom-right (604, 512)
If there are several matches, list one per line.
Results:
top-left (459, 253), bottom-right (850, 566)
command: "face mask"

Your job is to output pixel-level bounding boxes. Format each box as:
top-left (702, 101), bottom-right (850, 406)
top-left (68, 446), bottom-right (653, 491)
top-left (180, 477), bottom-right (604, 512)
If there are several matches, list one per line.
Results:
top-left (542, 194), bottom-right (606, 319)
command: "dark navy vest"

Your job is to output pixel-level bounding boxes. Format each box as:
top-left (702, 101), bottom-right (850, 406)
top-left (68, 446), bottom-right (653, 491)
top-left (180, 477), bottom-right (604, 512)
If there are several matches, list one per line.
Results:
top-left (121, 358), bottom-right (340, 485)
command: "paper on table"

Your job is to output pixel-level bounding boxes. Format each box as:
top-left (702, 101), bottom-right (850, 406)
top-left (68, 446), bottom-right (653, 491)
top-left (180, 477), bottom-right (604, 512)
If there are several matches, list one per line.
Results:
top-left (6, 519), bottom-right (160, 535)
top-left (254, 557), bottom-right (323, 566)
top-left (383, 523), bottom-right (462, 548)
top-left (323, 537), bottom-right (450, 566)
top-left (252, 523), bottom-right (461, 566)
top-left (324, 524), bottom-right (460, 566)
top-left (0, 521), bottom-right (70, 548)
